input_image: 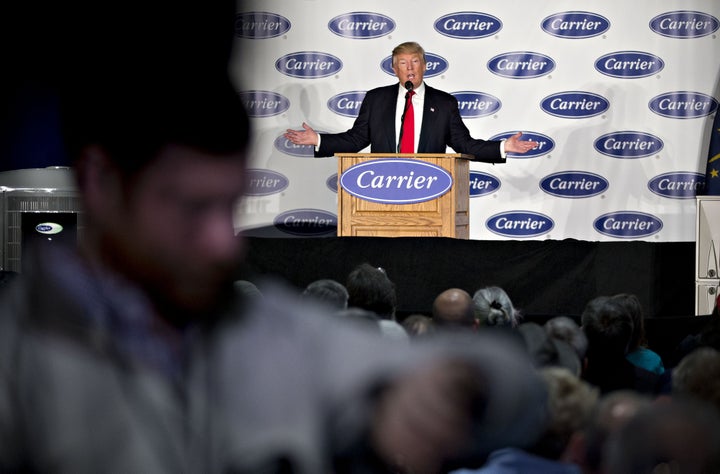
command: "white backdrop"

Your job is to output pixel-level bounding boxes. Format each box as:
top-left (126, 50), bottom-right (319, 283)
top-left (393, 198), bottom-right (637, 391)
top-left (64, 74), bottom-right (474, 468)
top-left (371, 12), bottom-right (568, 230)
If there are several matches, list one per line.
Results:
top-left (232, 0), bottom-right (720, 241)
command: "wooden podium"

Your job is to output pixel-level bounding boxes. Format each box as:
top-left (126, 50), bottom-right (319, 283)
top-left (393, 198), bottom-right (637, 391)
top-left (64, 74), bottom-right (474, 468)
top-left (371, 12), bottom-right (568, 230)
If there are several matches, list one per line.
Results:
top-left (337, 153), bottom-right (471, 238)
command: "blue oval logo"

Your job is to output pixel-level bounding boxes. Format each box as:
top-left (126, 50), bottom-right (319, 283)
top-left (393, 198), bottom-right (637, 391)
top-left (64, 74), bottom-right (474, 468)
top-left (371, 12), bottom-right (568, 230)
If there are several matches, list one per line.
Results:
top-left (235, 11), bottom-right (291, 39)
top-left (328, 11), bottom-right (395, 39)
top-left (245, 169), bottom-right (289, 196)
top-left (488, 131), bottom-right (555, 158)
top-left (274, 209), bottom-right (337, 236)
top-left (541, 11), bottom-right (611, 39)
top-left (381, 52), bottom-right (449, 78)
top-left (275, 51), bottom-right (343, 79)
top-left (594, 51), bottom-right (665, 79)
top-left (487, 51), bottom-right (556, 79)
top-left (327, 91), bottom-right (367, 118)
top-left (593, 131), bottom-right (664, 159)
top-left (650, 11), bottom-right (719, 38)
top-left (469, 171), bottom-right (501, 197)
top-left (540, 171), bottom-right (608, 198)
top-left (648, 172), bottom-right (705, 199)
top-left (340, 159), bottom-right (453, 204)
top-left (35, 222), bottom-right (64, 235)
top-left (540, 91), bottom-right (609, 119)
top-left (274, 130), bottom-right (328, 157)
top-left (593, 211), bottom-right (663, 239)
top-left (451, 91), bottom-right (501, 118)
top-left (648, 92), bottom-right (718, 119)
top-left (433, 12), bottom-right (503, 39)
top-left (486, 211), bottom-right (554, 238)
top-left (238, 90), bottom-right (290, 118)
top-left (326, 173), bottom-right (338, 193)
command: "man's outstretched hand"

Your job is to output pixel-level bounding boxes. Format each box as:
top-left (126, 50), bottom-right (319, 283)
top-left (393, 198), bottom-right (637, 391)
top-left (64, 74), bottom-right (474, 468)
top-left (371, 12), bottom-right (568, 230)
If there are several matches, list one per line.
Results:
top-left (504, 132), bottom-right (538, 154)
top-left (284, 122), bottom-right (319, 146)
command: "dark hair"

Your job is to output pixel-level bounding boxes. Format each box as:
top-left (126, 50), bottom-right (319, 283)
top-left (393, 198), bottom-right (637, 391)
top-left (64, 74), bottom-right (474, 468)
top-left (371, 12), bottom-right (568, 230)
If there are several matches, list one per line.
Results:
top-left (302, 279), bottom-right (349, 310)
top-left (612, 293), bottom-right (646, 350)
top-left (581, 296), bottom-right (633, 359)
top-left (345, 263), bottom-right (397, 320)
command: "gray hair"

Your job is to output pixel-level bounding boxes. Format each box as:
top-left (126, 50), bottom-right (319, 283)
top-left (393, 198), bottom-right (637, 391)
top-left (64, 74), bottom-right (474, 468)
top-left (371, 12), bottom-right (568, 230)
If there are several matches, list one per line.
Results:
top-left (473, 286), bottom-right (521, 328)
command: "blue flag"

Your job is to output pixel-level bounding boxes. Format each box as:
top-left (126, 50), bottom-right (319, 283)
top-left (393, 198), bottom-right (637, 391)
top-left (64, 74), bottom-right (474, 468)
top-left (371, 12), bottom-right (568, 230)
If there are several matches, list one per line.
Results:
top-left (705, 109), bottom-right (720, 195)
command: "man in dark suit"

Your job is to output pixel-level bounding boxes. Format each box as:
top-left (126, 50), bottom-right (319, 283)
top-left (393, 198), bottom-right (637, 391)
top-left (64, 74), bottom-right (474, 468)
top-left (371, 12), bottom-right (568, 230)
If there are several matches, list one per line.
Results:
top-left (285, 41), bottom-right (537, 161)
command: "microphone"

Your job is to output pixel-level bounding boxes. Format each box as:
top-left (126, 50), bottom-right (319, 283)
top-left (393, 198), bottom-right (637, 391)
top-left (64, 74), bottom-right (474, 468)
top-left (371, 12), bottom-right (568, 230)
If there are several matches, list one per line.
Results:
top-left (397, 81), bottom-right (414, 152)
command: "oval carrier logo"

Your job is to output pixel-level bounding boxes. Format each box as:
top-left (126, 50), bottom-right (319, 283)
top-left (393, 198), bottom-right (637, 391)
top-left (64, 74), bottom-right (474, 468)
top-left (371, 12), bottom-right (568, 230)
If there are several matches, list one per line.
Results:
top-left (433, 12), bottom-right (503, 39)
top-left (35, 222), bottom-right (64, 235)
top-left (326, 173), bottom-right (338, 193)
top-left (648, 172), bottom-right (705, 199)
top-left (487, 52), bottom-right (556, 79)
top-left (327, 91), bottom-right (367, 118)
top-left (489, 131), bottom-right (555, 158)
top-left (239, 91), bottom-right (290, 118)
top-left (340, 159), bottom-right (453, 204)
top-left (381, 52), bottom-right (448, 78)
top-left (541, 91), bottom-right (609, 119)
top-left (451, 91), bottom-right (501, 118)
top-left (469, 171), bottom-right (501, 197)
top-left (274, 130), bottom-right (327, 157)
top-left (594, 131), bottom-right (664, 159)
top-left (541, 11), bottom-right (610, 39)
top-left (650, 11), bottom-right (719, 38)
top-left (328, 12), bottom-right (395, 39)
top-left (649, 92), bottom-right (718, 119)
top-left (487, 211), bottom-right (554, 238)
top-left (235, 11), bottom-right (291, 39)
top-left (274, 209), bottom-right (337, 236)
top-left (540, 171), bottom-right (608, 198)
top-left (595, 51), bottom-right (665, 79)
top-left (246, 169), bottom-right (289, 196)
top-left (593, 211), bottom-right (663, 239)
top-left (276, 52), bottom-right (343, 79)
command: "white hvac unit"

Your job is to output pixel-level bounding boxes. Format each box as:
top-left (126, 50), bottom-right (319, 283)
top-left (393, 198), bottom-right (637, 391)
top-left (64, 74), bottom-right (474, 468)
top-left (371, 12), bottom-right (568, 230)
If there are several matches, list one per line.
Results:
top-left (0, 167), bottom-right (82, 273)
top-left (696, 196), bottom-right (720, 315)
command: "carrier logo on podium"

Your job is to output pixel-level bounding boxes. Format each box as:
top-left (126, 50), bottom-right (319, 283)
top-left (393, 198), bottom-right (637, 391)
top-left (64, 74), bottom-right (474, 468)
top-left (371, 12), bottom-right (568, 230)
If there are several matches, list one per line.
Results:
top-left (340, 159), bottom-right (453, 204)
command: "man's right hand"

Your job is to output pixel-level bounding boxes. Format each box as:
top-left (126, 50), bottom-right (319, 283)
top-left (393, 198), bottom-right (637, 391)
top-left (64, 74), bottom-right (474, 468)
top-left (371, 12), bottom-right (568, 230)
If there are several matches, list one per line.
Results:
top-left (284, 122), bottom-right (319, 146)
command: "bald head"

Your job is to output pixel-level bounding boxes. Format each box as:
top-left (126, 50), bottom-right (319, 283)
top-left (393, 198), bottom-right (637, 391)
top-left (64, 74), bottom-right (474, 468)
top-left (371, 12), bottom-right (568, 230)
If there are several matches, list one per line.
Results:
top-left (432, 288), bottom-right (476, 328)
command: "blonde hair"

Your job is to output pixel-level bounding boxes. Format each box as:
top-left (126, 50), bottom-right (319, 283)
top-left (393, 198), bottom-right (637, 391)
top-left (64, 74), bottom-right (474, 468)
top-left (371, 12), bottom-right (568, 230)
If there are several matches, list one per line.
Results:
top-left (391, 42), bottom-right (426, 67)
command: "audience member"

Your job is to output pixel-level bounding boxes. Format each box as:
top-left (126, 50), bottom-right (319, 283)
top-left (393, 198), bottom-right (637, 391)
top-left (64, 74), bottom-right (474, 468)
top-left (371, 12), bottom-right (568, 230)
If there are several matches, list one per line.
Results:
top-left (518, 322), bottom-right (581, 376)
top-left (612, 293), bottom-right (665, 375)
top-left (402, 314), bottom-right (436, 337)
top-left (672, 346), bottom-right (720, 414)
top-left (302, 278), bottom-right (349, 311)
top-left (544, 316), bottom-right (588, 364)
top-left (233, 279), bottom-right (263, 301)
top-left (432, 288), bottom-right (477, 330)
top-left (379, 319), bottom-right (410, 342)
top-left (473, 286), bottom-right (521, 328)
top-left (450, 367), bottom-right (598, 474)
top-left (603, 399), bottom-right (720, 473)
top-left (346, 263), bottom-right (398, 320)
top-left (580, 296), bottom-right (660, 395)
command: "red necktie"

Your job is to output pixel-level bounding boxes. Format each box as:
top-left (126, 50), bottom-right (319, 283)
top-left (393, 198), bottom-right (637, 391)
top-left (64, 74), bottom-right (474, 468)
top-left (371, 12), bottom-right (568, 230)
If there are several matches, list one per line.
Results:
top-left (400, 90), bottom-right (415, 153)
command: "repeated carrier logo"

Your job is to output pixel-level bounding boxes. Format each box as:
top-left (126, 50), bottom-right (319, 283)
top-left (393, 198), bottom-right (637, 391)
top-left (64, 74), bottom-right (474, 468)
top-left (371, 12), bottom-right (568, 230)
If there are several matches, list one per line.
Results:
top-left (245, 169), bottom-right (289, 196)
top-left (274, 209), bottom-right (337, 236)
top-left (327, 91), bottom-right (367, 118)
top-left (594, 131), bottom-right (664, 159)
top-left (541, 91), bottom-right (609, 119)
top-left (648, 92), bottom-right (718, 119)
top-left (594, 51), bottom-right (665, 79)
top-left (489, 131), bottom-right (554, 158)
top-left (593, 211), bottom-right (663, 239)
top-left (239, 91), bottom-right (290, 118)
top-left (486, 211), bottom-right (554, 238)
top-left (340, 159), bottom-right (453, 204)
top-left (235, 11), bottom-right (291, 39)
top-left (328, 12), bottom-right (395, 39)
top-left (541, 11), bottom-right (610, 39)
top-left (326, 174), bottom-right (338, 193)
top-left (451, 91), bottom-right (501, 118)
top-left (433, 12), bottom-right (503, 39)
top-left (35, 223), bottom-right (64, 235)
top-left (649, 11), bottom-right (719, 38)
top-left (381, 52), bottom-right (448, 78)
top-left (648, 172), bottom-right (705, 199)
top-left (274, 130), bottom-right (329, 157)
top-left (469, 171), bottom-right (501, 197)
top-left (275, 51), bottom-right (343, 79)
top-left (540, 171), bottom-right (608, 198)
top-left (487, 52), bottom-right (555, 79)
